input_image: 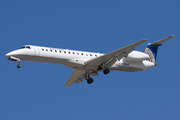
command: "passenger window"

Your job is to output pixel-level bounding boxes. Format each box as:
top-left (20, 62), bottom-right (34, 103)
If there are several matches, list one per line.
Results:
top-left (64, 51), bottom-right (66, 53)
top-left (81, 53), bottom-right (83, 55)
top-left (55, 50), bottom-right (57, 52)
top-left (68, 52), bottom-right (70, 54)
top-left (90, 54), bottom-right (92, 56)
top-left (95, 55), bottom-right (97, 57)
top-left (86, 54), bottom-right (88, 56)
top-left (50, 50), bottom-right (52, 52)
top-left (59, 50), bottom-right (61, 53)
top-left (42, 49), bottom-right (44, 51)
top-left (77, 53), bottom-right (79, 55)
top-left (73, 52), bottom-right (75, 54)
top-left (46, 49), bottom-right (48, 51)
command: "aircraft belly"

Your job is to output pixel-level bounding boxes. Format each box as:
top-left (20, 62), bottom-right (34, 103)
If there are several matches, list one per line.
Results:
top-left (11, 51), bottom-right (154, 72)
top-left (111, 60), bottom-right (154, 72)
top-left (110, 65), bottom-right (143, 72)
top-left (12, 54), bottom-right (92, 69)
top-left (14, 55), bottom-right (66, 65)
top-left (64, 59), bottom-right (98, 70)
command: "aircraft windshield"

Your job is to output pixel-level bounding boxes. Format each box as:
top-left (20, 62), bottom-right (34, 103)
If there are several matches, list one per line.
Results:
top-left (19, 46), bottom-right (26, 49)
top-left (18, 46), bottom-right (31, 49)
top-left (26, 46), bottom-right (31, 49)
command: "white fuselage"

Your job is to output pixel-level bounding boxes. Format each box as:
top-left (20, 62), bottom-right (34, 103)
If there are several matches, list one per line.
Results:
top-left (5, 45), bottom-right (155, 72)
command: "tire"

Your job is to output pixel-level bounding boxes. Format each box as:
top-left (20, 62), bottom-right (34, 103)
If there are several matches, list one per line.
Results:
top-left (17, 64), bottom-right (21, 68)
top-left (87, 78), bottom-right (93, 84)
top-left (103, 68), bottom-right (110, 74)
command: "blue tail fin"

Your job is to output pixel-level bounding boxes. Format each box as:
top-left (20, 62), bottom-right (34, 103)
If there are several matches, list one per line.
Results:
top-left (144, 44), bottom-right (161, 63)
top-left (143, 35), bottom-right (175, 63)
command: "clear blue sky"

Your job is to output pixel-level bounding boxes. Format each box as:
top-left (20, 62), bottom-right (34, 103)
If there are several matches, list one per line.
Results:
top-left (1, 0), bottom-right (180, 120)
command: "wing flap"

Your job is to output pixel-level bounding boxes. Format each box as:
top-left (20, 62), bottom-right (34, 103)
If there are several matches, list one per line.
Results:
top-left (64, 69), bottom-right (85, 87)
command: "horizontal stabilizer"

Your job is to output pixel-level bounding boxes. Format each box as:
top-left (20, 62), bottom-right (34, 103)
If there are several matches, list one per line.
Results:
top-left (149, 35), bottom-right (175, 46)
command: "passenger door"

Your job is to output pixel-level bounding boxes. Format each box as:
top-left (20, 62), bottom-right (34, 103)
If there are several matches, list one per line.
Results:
top-left (34, 47), bottom-right (40, 56)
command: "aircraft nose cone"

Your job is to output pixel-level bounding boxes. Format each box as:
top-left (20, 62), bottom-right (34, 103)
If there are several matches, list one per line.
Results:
top-left (5, 50), bottom-right (19, 57)
top-left (5, 52), bottom-right (11, 57)
top-left (5, 49), bottom-right (26, 57)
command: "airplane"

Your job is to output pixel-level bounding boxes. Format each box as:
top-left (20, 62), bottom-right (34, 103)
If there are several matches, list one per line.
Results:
top-left (5, 36), bottom-right (175, 86)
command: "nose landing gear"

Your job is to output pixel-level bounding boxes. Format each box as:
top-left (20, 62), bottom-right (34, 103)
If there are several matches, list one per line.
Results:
top-left (17, 61), bottom-right (21, 68)
top-left (7, 56), bottom-right (21, 68)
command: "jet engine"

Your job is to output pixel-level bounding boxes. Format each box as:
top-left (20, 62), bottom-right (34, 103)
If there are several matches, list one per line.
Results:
top-left (125, 51), bottom-right (149, 62)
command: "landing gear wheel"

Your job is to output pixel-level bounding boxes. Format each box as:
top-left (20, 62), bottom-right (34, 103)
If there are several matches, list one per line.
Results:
top-left (87, 78), bottom-right (93, 84)
top-left (17, 64), bottom-right (21, 68)
top-left (103, 68), bottom-right (110, 75)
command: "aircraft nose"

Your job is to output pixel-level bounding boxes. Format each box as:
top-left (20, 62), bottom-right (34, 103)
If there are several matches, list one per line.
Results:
top-left (5, 50), bottom-right (19, 57)
top-left (5, 49), bottom-right (26, 57)
top-left (5, 52), bottom-right (12, 57)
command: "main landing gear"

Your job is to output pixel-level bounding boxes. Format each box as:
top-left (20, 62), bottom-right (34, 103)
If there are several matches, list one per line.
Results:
top-left (87, 78), bottom-right (93, 84)
top-left (101, 62), bottom-right (110, 75)
top-left (85, 62), bottom-right (110, 85)
top-left (103, 68), bottom-right (110, 75)
top-left (86, 73), bottom-right (94, 84)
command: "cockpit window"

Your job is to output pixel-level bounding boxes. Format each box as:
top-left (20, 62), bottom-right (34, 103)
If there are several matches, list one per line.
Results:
top-left (19, 46), bottom-right (31, 49)
top-left (19, 46), bottom-right (26, 49)
top-left (26, 46), bottom-right (31, 49)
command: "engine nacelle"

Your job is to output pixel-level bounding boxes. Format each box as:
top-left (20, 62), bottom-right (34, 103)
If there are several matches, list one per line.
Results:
top-left (125, 51), bottom-right (149, 62)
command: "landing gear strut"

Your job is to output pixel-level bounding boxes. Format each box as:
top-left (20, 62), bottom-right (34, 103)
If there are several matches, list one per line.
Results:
top-left (7, 56), bottom-right (22, 68)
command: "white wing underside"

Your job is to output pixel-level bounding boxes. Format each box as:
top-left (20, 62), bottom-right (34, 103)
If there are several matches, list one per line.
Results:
top-left (64, 39), bottom-right (147, 86)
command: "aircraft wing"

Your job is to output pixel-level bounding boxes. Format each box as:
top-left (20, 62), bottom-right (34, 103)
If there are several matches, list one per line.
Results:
top-left (84, 39), bottom-right (147, 68)
top-left (64, 39), bottom-right (147, 87)
top-left (64, 70), bottom-right (98, 87)
top-left (149, 35), bottom-right (175, 46)
top-left (64, 69), bottom-right (85, 87)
